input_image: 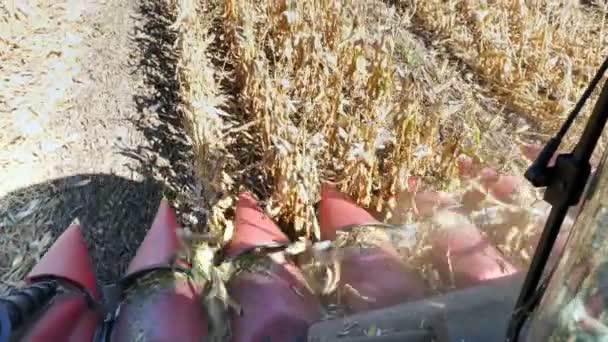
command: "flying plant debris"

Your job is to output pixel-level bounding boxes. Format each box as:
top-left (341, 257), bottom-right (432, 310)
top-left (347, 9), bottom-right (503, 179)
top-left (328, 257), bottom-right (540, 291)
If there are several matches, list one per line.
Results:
top-left (175, 227), bottom-right (240, 341)
top-left (286, 239), bottom-right (344, 296)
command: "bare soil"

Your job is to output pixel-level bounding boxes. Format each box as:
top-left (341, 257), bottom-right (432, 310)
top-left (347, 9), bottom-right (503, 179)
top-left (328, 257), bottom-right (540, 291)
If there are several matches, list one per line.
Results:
top-left (0, 0), bottom-right (193, 291)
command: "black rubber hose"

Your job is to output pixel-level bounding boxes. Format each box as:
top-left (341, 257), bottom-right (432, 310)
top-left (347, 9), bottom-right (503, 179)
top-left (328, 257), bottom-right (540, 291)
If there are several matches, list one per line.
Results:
top-left (0, 281), bottom-right (58, 332)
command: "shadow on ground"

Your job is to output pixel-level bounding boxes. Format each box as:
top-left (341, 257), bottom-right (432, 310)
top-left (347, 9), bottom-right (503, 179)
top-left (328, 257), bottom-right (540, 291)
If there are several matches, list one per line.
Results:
top-left (0, 174), bottom-right (163, 288)
top-left (123, 0), bottom-right (195, 206)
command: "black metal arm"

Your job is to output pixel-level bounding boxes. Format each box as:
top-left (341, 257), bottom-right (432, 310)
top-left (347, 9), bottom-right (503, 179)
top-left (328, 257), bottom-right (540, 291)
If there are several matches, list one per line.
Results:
top-left (0, 281), bottom-right (59, 342)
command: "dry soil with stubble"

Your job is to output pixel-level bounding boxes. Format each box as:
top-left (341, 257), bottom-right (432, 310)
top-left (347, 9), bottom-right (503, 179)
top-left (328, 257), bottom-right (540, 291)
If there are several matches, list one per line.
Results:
top-left (0, 0), bottom-right (194, 291)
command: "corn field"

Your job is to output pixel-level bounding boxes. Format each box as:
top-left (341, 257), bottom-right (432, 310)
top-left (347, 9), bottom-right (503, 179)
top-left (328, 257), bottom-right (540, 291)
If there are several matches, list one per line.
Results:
top-left (2, 0), bottom-right (608, 310)
top-left (169, 0), bottom-right (608, 254)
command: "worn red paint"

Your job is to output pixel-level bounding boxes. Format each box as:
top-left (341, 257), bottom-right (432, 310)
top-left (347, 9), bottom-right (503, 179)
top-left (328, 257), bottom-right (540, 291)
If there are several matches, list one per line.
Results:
top-left (23, 295), bottom-right (99, 342)
top-left (319, 183), bottom-right (427, 312)
top-left (26, 224), bottom-right (99, 299)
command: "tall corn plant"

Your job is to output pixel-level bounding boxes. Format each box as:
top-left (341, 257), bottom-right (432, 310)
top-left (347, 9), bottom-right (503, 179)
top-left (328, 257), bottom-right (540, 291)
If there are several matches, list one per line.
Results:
top-left (172, 0), bottom-right (235, 236)
top-left (223, 0), bottom-right (462, 238)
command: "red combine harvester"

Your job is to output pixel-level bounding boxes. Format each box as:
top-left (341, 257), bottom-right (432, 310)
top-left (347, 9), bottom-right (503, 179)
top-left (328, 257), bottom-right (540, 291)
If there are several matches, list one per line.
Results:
top-left (3, 57), bottom-right (608, 341)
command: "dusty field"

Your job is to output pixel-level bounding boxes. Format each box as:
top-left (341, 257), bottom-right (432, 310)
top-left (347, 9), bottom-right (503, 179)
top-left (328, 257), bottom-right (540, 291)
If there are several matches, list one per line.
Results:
top-left (1, 0), bottom-right (607, 297)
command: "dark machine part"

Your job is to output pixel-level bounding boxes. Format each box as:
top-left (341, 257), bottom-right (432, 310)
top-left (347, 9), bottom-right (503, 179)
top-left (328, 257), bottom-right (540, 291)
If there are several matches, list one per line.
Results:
top-left (326, 330), bottom-right (434, 342)
top-left (505, 54), bottom-right (608, 342)
top-left (93, 263), bottom-right (190, 342)
top-left (308, 274), bottom-right (524, 341)
top-left (0, 281), bottom-right (59, 342)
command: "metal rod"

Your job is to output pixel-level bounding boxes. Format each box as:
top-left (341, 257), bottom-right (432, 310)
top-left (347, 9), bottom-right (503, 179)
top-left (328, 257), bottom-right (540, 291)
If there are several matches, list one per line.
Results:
top-left (504, 202), bottom-right (569, 341)
top-left (574, 78), bottom-right (608, 163)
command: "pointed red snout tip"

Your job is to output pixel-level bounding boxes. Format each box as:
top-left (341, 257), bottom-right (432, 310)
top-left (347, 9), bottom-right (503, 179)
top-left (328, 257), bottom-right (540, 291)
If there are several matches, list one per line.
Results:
top-left (429, 216), bottom-right (519, 288)
top-left (126, 199), bottom-right (181, 276)
top-left (226, 192), bottom-right (289, 258)
top-left (318, 182), bottom-right (379, 240)
top-left (27, 224), bottom-right (99, 299)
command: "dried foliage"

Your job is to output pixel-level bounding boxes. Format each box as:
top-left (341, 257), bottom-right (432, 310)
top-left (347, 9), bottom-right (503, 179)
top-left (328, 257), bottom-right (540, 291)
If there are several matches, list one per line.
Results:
top-left (406, 0), bottom-right (608, 134)
top-left (171, 0), bottom-right (237, 237)
top-left (169, 0), bottom-right (608, 293)
top-left (221, 0), bottom-right (486, 238)
top-left (172, 0), bottom-right (537, 241)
